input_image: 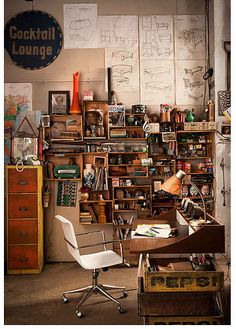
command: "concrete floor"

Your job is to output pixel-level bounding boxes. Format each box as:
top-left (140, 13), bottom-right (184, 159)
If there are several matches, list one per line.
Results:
top-left (4, 254), bottom-right (231, 325)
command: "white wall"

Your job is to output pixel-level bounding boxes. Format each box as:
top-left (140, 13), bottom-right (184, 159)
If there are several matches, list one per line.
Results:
top-left (211, 0), bottom-right (231, 256)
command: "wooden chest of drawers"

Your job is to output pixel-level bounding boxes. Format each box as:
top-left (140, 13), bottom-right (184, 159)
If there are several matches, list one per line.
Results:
top-left (6, 166), bottom-right (43, 274)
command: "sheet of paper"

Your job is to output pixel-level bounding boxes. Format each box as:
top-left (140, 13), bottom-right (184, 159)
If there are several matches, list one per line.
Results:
top-left (175, 60), bottom-right (205, 105)
top-left (98, 16), bottom-right (138, 48)
top-left (140, 60), bottom-right (175, 105)
top-left (63, 4), bottom-right (98, 49)
top-left (134, 224), bottom-right (171, 238)
top-left (105, 47), bottom-right (139, 92)
top-left (175, 15), bottom-right (206, 60)
top-left (139, 15), bottom-right (174, 60)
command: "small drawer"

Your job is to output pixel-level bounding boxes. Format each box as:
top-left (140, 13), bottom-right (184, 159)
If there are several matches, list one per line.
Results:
top-left (144, 313), bottom-right (223, 325)
top-left (8, 245), bottom-right (38, 270)
top-left (8, 168), bottom-right (37, 193)
top-left (142, 256), bottom-right (224, 293)
top-left (8, 194), bottom-right (38, 218)
top-left (8, 220), bottom-right (38, 244)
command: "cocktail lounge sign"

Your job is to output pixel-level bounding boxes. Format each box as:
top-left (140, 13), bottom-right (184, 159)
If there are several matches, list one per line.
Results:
top-left (4, 10), bottom-right (63, 70)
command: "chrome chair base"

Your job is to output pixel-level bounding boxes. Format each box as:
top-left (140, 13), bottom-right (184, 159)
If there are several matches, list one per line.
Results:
top-left (62, 269), bottom-right (128, 317)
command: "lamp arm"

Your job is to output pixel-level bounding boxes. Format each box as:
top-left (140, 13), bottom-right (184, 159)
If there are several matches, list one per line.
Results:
top-left (189, 181), bottom-right (207, 222)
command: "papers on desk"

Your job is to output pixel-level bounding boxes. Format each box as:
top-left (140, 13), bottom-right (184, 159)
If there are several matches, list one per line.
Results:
top-left (134, 224), bottom-right (171, 238)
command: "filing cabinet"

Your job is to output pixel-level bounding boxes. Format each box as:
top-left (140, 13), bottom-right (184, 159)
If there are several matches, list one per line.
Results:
top-left (6, 166), bottom-right (43, 274)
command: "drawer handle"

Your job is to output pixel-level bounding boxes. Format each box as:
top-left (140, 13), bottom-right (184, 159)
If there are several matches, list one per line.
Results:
top-left (19, 257), bottom-right (29, 262)
top-left (16, 232), bottom-right (29, 237)
top-left (18, 180), bottom-right (28, 185)
top-left (19, 207), bottom-right (28, 212)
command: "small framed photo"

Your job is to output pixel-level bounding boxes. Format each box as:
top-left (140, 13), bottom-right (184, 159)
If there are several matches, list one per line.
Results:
top-left (48, 91), bottom-right (70, 115)
top-left (153, 180), bottom-right (162, 192)
top-left (41, 114), bottom-right (50, 127)
top-left (108, 105), bottom-right (125, 127)
top-left (94, 156), bottom-right (106, 167)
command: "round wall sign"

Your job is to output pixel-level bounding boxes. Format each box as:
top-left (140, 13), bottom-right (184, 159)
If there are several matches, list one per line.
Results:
top-left (4, 10), bottom-right (63, 70)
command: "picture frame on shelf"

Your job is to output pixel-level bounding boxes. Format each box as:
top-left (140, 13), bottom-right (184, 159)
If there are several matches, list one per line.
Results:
top-left (153, 180), bottom-right (162, 192)
top-left (48, 91), bottom-right (70, 115)
top-left (94, 156), bottom-right (106, 167)
top-left (108, 105), bottom-right (125, 127)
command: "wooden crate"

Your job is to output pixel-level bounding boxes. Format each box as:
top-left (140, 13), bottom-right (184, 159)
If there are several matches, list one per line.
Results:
top-left (138, 277), bottom-right (219, 317)
top-left (142, 257), bottom-right (224, 293)
top-left (144, 313), bottom-right (224, 325)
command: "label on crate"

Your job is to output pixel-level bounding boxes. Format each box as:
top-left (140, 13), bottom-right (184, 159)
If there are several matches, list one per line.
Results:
top-left (145, 271), bottom-right (224, 292)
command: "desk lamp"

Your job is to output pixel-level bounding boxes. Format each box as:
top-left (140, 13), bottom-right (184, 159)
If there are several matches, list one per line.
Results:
top-left (160, 170), bottom-right (208, 226)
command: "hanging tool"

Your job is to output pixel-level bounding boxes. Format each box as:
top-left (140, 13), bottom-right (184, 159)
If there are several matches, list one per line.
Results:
top-left (220, 157), bottom-right (226, 206)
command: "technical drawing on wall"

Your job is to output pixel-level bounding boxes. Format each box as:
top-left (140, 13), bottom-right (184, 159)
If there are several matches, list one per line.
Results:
top-left (139, 16), bottom-right (173, 60)
top-left (63, 3), bottom-right (98, 48)
top-left (175, 15), bottom-right (206, 60)
top-left (140, 60), bottom-right (175, 105)
top-left (175, 60), bottom-right (205, 105)
top-left (98, 16), bottom-right (138, 48)
top-left (106, 47), bottom-right (139, 92)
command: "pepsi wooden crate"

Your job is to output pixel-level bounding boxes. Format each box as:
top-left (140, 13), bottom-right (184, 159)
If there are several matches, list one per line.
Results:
top-left (142, 256), bottom-right (224, 293)
top-left (143, 313), bottom-right (224, 325)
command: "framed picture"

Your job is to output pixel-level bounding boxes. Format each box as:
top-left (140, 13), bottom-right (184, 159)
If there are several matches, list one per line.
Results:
top-left (48, 91), bottom-right (70, 115)
top-left (108, 105), bottom-right (125, 127)
top-left (153, 180), bottom-right (162, 192)
top-left (94, 156), bottom-right (106, 167)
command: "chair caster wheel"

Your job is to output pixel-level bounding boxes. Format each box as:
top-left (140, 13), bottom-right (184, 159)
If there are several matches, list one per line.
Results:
top-left (123, 291), bottom-right (128, 298)
top-left (76, 311), bottom-right (84, 318)
top-left (118, 306), bottom-right (126, 313)
top-left (63, 296), bottom-right (69, 303)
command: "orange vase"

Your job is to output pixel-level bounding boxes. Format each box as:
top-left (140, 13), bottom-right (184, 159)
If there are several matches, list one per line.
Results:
top-left (69, 72), bottom-right (82, 115)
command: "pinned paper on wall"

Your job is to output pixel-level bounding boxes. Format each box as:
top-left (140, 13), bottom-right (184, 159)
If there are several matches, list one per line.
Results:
top-left (63, 3), bottom-right (98, 48)
top-left (98, 15), bottom-right (138, 48)
top-left (140, 60), bottom-right (175, 105)
top-left (105, 47), bottom-right (139, 92)
top-left (139, 15), bottom-right (174, 60)
top-left (175, 60), bottom-right (205, 105)
top-left (175, 15), bottom-right (206, 60)
top-left (4, 83), bottom-right (32, 129)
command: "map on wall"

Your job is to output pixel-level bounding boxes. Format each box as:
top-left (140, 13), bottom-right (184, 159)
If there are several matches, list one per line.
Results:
top-left (139, 16), bottom-right (174, 60)
top-left (63, 3), bottom-right (98, 48)
top-left (98, 16), bottom-right (138, 48)
top-left (140, 60), bottom-right (175, 105)
top-left (105, 47), bottom-right (139, 92)
top-left (175, 15), bottom-right (206, 60)
top-left (175, 60), bottom-right (206, 105)
top-left (4, 83), bottom-right (33, 164)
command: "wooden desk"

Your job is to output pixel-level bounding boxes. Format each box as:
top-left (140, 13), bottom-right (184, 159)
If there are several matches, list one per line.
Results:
top-left (130, 209), bottom-right (225, 254)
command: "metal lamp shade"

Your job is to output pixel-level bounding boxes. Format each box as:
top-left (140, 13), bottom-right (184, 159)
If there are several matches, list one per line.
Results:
top-left (160, 170), bottom-right (186, 195)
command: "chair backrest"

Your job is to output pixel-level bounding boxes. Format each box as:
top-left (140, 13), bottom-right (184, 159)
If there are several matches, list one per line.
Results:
top-left (55, 215), bottom-right (81, 264)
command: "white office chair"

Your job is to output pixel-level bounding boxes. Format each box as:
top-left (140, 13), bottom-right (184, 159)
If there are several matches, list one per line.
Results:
top-left (55, 215), bottom-right (128, 318)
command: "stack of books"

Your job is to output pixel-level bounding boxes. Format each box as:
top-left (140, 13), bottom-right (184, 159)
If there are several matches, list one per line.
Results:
top-left (110, 128), bottom-right (127, 138)
top-left (80, 211), bottom-right (93, 224)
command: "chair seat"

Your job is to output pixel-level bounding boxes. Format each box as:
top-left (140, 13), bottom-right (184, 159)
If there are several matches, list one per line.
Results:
top-left (80, 250), bottom-right (123, 270)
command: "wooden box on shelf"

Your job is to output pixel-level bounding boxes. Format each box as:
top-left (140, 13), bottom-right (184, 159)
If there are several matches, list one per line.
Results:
top-left (46, 114), bottom-right (83, 141)
top-left (79, 199), bottom-right (113, 224)
top-left (83, 101), bottom-right (108, 139)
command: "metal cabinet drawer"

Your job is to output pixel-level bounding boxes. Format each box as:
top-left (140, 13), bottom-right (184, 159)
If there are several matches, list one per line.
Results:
top-left (8, 194), bottom-right (38, 218)
top-left (8, 168), bottom-right (37, 193)
top-left (8, 245), bottom-right (38, 270)
top-left (8, 220), bottom-right (38, 244)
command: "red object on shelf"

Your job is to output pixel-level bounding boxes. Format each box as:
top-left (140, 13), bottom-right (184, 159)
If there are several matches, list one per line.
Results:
top-left (69, 72), bottom-right (82, 115)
